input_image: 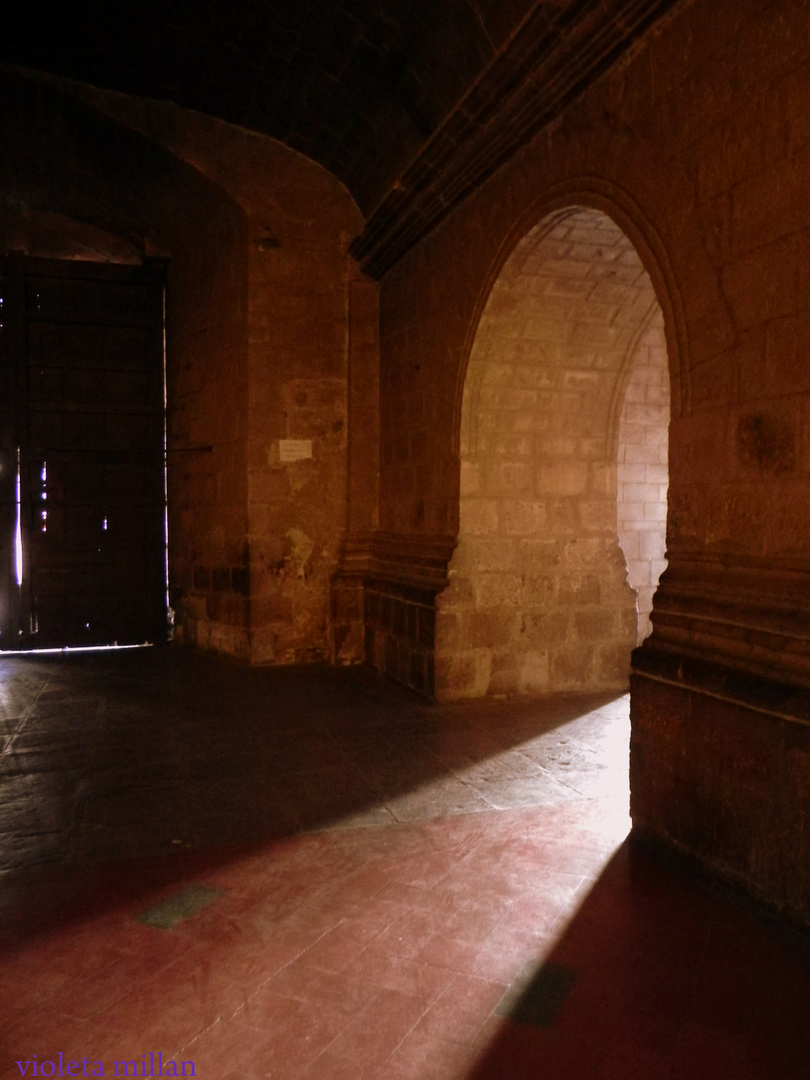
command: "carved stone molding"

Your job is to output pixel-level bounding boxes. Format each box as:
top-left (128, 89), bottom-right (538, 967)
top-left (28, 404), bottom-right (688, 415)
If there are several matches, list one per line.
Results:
top-left (336, 530), bottom-right (457, 594)
top-left (331, 530), bottom-right (457, 694)
top-left (641, 549), bottom-right (810, 708)
top-left (351, 0), bottom-right (682, 279)
top-left (633, 645), bottom-right (810, 725)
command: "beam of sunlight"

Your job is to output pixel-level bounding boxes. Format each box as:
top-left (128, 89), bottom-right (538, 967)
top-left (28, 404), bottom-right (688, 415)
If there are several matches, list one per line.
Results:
top-left (326, 697), bottom-right (632, 844)
top-left (0, 665), bottom-right (634, 1074)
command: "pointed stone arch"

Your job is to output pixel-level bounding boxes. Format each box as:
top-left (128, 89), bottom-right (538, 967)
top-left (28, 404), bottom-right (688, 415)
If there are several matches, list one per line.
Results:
top-left (436, 202), bottom-right (673, 700)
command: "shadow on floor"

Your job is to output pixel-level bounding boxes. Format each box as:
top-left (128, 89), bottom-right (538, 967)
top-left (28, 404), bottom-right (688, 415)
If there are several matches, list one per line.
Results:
top-left (467, 838), bottom-right (810, 1080)
top-left (4, 654), bottom-right (809, 1080)
top-left (0, 647), bottom-right (627, 940)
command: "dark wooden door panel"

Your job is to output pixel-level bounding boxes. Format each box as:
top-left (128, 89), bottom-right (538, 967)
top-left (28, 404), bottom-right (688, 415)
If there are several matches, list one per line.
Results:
top-left (1, 254), bottom-right (167, 648)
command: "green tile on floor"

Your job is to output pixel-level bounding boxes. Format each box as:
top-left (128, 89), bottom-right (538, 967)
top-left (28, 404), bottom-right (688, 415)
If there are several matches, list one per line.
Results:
top-left (496, 961), bottom-right (577, 1028)
top-left (136, 883), bottom-right (222, 929)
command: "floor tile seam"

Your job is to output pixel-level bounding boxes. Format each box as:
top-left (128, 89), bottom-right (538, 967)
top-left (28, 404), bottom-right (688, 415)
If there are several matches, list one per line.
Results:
top-left (249, 917), bottom-right (350, 986)
top-left (226, 974), bottom-right (300, 1026)
top-left (308, 984), bottom-right (443, 1076)
top-left (0, 733), bottom-right (29, 777)
top-left (421, 803), bottom-right (565, 851)
top-left (379, 938), bottom-right (469, 970)
top-left (307, 803), bottom-right (507, 837)
top-left (444, 829), bottom-right (490, 862)
top-left (344, 945), bottom-right (466, 1005)
top-left (357, 773), bottom-right (466, 808)
top-left (527, 762), bottom-right (603, 800)
top-left (3, 1001), bottom-right (78, 1036)
top-left (109, 915), bottom-right (347, 1023)
top-left (231, 967), bottom-right (371, 1032)
top-left (294, 914), bottom-right (391, 960)
top-left (414, 998), bottom-right (504, 1053)
top-left (475, 922), bottom-right (562, 966)
top-left (410, 805), bottom-right (551, 854)
top-left (427, 966), bottom-right (511, 1004)
top-left (388, 980), bottom-right (494, 1064)
top-left (539, 892), bottom-right (593, 948)
top-left (287, 861), bottom-right (402, 914)
top-left (175, 1013), bottom-right (227, 1058)
top-left (386, 786), bottom-right (494, 816)
top-left (444, 758), bottom-right (548, 787)
top-left (17, 677), bottom-right (55, 731)
top-left (379, 885), bottom-right (506, 933)
top-left (56, 987), bottom-right (131, 1024)
top-left (445, 769), bottom-right (582, 809)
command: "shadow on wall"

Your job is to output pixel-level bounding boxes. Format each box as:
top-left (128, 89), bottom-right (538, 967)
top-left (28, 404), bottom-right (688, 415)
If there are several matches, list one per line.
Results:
top-left (436, 206), bottom-right (669, 701)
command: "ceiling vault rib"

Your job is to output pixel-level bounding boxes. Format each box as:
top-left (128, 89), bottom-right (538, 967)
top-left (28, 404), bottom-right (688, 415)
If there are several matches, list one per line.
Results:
top-left (350, 0), bottom-right (683, 279)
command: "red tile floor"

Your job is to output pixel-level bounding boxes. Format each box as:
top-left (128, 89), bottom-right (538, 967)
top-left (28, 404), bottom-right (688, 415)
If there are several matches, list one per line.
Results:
top-left (1, 650), bottom-right (809, 1079)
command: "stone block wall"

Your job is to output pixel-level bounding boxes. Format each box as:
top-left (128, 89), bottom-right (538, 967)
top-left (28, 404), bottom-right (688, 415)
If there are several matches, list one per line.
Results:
top-left (2, 71), bottom-right (372, 666)
top-left (617, 312), bottom-right (670, 643)
top-left (377, 0), bottom-right (810, 924)
top-left (66, 83), bottom-right (368, 665)
top-left (435, 208), bottom-right (659, 700)
top-left (8, 0), bottom-right (810, 929)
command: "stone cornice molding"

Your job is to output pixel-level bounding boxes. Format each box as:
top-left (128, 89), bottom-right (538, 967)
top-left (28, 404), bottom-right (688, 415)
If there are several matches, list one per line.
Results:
top-left (336, 531), bottom-right (457, 593)
top-left (632, 647), bottom-right (810, 726)
top-left (645, 549), bottom-right (810, 697)
top-left (350, 0), bottom-right (682, 279)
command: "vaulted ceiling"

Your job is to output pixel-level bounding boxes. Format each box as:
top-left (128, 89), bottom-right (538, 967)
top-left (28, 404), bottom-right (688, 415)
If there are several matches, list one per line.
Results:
top-left (2, 0), bottom-right (680, 274)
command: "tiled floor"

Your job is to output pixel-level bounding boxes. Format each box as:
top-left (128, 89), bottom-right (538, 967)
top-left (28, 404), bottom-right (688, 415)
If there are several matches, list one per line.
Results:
top-left (1, 649), bottom-right (809, 1078)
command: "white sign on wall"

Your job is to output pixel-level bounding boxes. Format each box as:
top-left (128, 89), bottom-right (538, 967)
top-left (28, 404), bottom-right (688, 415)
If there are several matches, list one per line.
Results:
top-left (279, 439), bottom-right (313, 462)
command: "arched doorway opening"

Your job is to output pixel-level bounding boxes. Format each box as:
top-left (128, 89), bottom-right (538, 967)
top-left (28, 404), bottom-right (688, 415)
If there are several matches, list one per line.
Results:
top-left (436, 206), bottom-right (669, 700)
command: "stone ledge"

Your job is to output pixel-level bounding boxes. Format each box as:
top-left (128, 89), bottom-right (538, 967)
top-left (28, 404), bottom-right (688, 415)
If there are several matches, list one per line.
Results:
top-left (650, 549), bottom-right (810, 693)
top-left (351, 0), bottom-right (681, 278)
top-left (336, 531), bottom-right (457, 592)
top-left (331, 531), bottom-right (457, 691)
top-left (632, 643), bottom-right (810, 724)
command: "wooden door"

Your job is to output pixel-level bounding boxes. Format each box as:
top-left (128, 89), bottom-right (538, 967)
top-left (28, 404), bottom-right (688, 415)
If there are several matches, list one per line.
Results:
top-left (0, 254), bottom-right (167, 648)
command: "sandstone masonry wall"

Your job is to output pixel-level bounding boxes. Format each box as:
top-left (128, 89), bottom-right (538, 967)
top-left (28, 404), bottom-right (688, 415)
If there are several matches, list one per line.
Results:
top-left (53, 82), bottom-right (369, 664)
top-left (616, 313), bottom-right (670, 643)
top-left (377, 0), bottom-right (810, 924)
top-left (435, 208), bottom-right (657, 700)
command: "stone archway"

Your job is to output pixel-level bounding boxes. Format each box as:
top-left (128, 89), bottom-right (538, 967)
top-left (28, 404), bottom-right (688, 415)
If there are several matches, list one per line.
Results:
top-left (436, 206), bottom-right (669, 700)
